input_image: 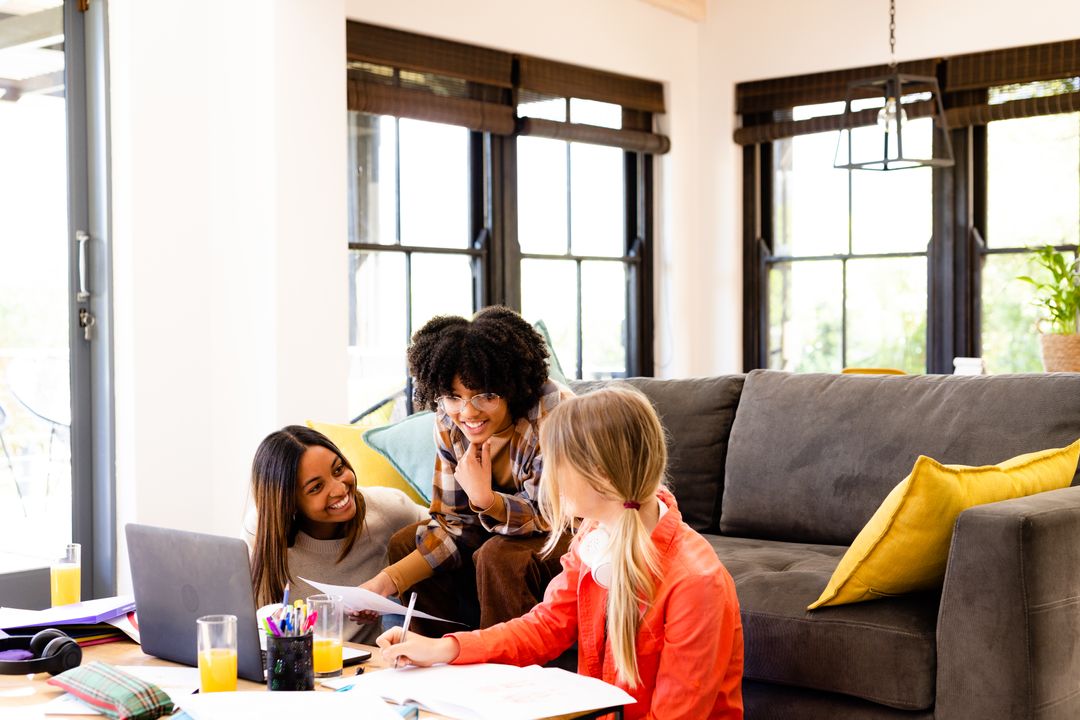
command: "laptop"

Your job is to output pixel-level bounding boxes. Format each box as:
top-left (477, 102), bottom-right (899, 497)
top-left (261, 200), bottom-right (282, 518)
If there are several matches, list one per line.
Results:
top-left (125, 523), bottom-right (266, 682)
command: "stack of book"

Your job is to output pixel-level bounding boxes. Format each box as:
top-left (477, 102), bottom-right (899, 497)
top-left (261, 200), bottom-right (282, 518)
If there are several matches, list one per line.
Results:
top-left (0, 595), bottom-right (138, 647)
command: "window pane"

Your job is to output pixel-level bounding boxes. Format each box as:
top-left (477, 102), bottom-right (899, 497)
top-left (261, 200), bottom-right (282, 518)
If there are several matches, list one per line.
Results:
top-left (399, 119), bottom-right (469, 248)
top-left (845, 258), bottom-right (927, 373)
top-left (768, 261), bottom-right (842, 372)
top-left (0, 56), bottom-right (73, 558)
top-left (411, 253), bottom-right (473, 333)
top-left (570, 143), bottom-right (624, 257)
top-left (581, 262), bottom-right (626, 379)
top-left (348, 251), bottom-right (406, 418)
top-left (518, 96), bottom-right (566, 122)
top-left (773, 132), bottom-right (847, 257)
top-left (348, 113), bottom-right (397, 246)
top-left (569, 99), bottom-right (621, 129)
top-left (851, 123), bottom-right (932, 255)
top-left (981, 252), bottom-right (1063, 374)
top-left (521, 259), bottom-right (578, 378)
top-left (987, 113), bottom-right (1080, 248)
top-left (518, 136), bottom-right (568, 255)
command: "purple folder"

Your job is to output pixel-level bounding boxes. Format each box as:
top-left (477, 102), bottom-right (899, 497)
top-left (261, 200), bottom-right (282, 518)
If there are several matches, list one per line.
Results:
top-left (0, 595), bottom-right (136, 630)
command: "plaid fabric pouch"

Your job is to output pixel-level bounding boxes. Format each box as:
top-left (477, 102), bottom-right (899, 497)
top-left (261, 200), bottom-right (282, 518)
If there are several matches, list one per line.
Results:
top-left (47, 661), bottom-right (175, 720)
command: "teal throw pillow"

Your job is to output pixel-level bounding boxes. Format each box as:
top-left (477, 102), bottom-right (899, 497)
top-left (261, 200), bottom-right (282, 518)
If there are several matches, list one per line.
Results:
top-left (533, 319), bottom-right (570, 386)
top-left (363, 411), bottom-right (436, 504)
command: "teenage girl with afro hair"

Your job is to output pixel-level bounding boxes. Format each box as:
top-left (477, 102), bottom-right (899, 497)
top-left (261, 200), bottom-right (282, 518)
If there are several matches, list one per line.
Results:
top-left (359, 306), bottom-right (573, 631)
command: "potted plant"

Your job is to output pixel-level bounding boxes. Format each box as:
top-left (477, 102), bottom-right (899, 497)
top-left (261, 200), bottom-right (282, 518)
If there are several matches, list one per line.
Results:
top-left (1018, 245), bottom-right (1080, 372)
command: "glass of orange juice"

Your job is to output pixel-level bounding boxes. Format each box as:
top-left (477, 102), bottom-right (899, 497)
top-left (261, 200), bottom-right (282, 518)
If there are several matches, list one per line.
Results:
top-left (309, 593), bottom-right (344, 678)
top-left (197, 615), bottom-right (237, 693)
top-left (50, 543), bottom-right (81, 607)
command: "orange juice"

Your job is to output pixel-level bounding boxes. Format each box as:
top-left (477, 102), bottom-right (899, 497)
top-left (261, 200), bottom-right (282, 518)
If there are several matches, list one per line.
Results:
top-left (313, 637), bottom-right (342, 675)
top-left (198, 648), bottom-right (238, 692)
top-left (50, 563), bottom-right (81, 606)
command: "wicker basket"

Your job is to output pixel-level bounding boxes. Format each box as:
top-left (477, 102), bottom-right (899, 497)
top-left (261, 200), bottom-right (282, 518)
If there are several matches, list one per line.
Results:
top-left (1040, 334), bottom-right (1080, 372)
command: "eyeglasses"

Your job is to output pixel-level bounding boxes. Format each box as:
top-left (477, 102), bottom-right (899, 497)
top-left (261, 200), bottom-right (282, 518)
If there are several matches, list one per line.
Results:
top-left (435, 392), bottom-right (502, 414)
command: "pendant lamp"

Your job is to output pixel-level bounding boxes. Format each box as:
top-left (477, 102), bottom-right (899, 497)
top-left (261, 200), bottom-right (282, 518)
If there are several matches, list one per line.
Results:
top-left (834, 0), bottom-right (954, 171)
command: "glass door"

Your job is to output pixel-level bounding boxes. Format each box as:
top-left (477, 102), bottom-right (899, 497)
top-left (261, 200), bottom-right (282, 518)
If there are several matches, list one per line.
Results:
top-left (0, 0), bottom-right (104, 604)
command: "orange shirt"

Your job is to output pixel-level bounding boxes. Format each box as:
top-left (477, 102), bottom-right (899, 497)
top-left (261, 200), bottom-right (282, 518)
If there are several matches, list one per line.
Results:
top-left (451, 488), bottom-right (744, 720)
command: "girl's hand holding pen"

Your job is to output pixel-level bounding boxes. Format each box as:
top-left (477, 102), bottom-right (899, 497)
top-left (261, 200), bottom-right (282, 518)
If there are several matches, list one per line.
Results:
top-left (375, 627), bottom-right (460, 668)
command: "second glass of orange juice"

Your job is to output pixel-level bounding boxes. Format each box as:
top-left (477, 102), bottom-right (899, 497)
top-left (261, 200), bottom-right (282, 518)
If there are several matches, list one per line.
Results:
top-left (197, 614), bottom-right (237, 692)
top-left (309, 594), bottom-right (344, 678)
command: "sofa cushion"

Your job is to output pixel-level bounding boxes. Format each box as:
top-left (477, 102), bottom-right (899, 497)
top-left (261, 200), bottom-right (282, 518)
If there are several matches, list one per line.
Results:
top-left (809, 439), bottom-right (1080, 608)
top-left (721, 370), bottom-right (1080, 545)
top-left (711, 534), bottom-right (937, 711)
top-left (571, 375), bottom-right (744, 532)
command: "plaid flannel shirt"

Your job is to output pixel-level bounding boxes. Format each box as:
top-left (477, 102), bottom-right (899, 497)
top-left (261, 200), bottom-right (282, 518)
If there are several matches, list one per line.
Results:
top-left (415, 380), bottom-right (572, 575)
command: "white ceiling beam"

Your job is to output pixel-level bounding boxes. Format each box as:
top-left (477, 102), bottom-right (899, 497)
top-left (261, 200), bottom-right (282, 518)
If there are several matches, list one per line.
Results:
top-left (0, 69), bottom-right (64, 101)
top-left (0, 6), bottom-right (63, 53)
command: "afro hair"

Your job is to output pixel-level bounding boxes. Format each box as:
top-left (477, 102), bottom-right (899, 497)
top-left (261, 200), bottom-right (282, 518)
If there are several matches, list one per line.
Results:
top-left (407, 306), bottom-right (551, 421)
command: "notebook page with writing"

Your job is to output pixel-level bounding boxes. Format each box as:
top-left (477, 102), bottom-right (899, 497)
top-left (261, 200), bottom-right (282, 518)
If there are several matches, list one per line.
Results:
top-left (323, 663), bottom-right (634, 720)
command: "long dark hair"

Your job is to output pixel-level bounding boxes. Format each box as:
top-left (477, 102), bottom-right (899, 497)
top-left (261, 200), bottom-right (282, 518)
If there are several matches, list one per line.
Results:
top-left (249, 425), bottom-right (367, 606)
top-left (406, 306), bottom-right (550, 420)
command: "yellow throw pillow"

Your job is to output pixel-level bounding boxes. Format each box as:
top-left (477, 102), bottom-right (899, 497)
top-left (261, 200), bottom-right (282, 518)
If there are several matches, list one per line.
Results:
top-left (808, 439), bottom-right (1080, 609)
top-left (306, 419), bottom-right (427, 506)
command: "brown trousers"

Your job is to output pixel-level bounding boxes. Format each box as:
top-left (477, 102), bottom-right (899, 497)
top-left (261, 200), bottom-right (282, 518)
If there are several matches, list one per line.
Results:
top-left (387, 521), bottom-right (572, 634)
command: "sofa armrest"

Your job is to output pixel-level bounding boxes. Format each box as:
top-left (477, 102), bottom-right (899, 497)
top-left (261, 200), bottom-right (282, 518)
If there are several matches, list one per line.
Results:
top-left (936, 485), bottom-right (1080, 719)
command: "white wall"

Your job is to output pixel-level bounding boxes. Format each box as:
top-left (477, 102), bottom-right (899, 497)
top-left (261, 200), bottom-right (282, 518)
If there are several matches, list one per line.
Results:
top-left (109, 0), bottom-right (347, 591)
top-left (698, 0), bottom-right (1080, 372)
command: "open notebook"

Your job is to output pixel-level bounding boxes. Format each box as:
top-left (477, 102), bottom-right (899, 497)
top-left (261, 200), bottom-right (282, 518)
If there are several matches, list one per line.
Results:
top-left (323, 662), bottom-right (634, 720)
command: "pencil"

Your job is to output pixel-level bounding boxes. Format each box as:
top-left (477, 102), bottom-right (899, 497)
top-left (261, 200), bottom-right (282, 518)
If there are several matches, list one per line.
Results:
top-left (394, 592), bottom-right (418, 670)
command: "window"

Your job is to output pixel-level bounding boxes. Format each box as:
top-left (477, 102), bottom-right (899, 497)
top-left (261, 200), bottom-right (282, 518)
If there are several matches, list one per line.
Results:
top-left (0, 0), bottom-right (112, 603)
top-left (767, 101), bottom-right (930, 373)
top-left (518, 98), bottom-right (639, 379)
top-left (345, 24), bottom-right (664, 416)
top-left (739, 41), bottom-right (1080, 375)
top-left (347, 113), bottom-right (479, 418)
top-left (980, 81), bottom-right (1080, 373)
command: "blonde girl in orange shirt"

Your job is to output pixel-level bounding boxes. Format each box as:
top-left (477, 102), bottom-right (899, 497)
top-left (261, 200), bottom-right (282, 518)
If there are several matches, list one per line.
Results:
top-left (377, 385), bottom-right (745, 720)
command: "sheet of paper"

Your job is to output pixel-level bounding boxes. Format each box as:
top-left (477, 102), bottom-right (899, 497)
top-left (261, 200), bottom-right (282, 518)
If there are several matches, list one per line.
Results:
top-left (0, 595), bottom-right (136, 630)
top-left (104, 611), bottom-right (140, 643)
top-left (323, 663), bottom-right (635, 720)
top-left (176, 688), bottom-right (403, 720)
top-left (300, 578), bottom-right (463, 624)
top-left (42, 666), bottom-right (197, 716)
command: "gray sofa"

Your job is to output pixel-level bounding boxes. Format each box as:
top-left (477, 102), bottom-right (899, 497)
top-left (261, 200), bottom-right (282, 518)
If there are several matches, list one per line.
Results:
top-left (573, 370), bottom-right (1080, 720)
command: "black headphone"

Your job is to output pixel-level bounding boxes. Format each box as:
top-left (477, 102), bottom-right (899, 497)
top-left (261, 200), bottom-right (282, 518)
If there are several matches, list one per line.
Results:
top-left (0, 628), bottom-right (83, 676)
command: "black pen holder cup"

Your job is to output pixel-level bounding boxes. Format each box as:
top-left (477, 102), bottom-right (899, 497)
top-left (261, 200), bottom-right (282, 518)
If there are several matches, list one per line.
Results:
top-left (265, 633), bottom-right (314, 691)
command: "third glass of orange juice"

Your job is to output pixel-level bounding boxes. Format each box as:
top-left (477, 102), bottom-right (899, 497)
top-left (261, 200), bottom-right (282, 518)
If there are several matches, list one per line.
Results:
top-left (309, 594), bottom-right (344, 677)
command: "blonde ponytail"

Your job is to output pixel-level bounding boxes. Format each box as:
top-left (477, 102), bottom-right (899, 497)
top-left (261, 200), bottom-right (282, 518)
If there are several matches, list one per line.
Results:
top-left (538, 385), bottom-right (668, 687)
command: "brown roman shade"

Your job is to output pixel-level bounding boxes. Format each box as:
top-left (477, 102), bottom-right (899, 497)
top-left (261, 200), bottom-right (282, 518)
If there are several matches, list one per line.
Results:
top-left (735, 38), bottom-right (1080, 146)
top-left (946, 39), bottom-right (1080, 92)
top-left (736, 60), bottom-right (938, 116)
top-left (345, 21), bottom-right (670, 153)
top-left (517, 55), bottom-right (666, 113)
top-left (346, 21), bottom-right (514, 134)
top-left (943, 39), bottom-right (1080, 129)
top-left (519, 117), bottom-right (671, 154)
